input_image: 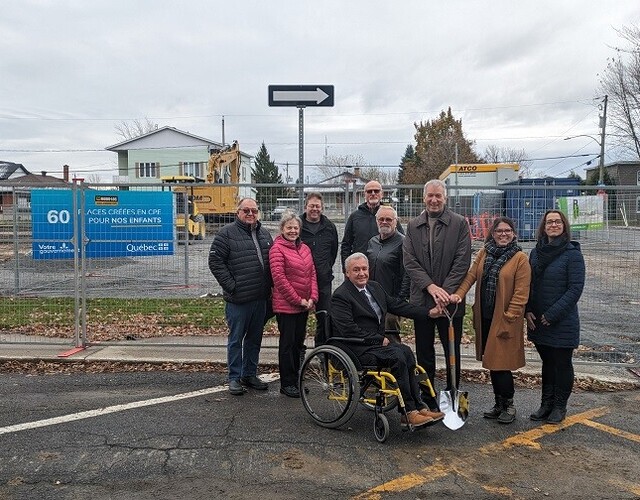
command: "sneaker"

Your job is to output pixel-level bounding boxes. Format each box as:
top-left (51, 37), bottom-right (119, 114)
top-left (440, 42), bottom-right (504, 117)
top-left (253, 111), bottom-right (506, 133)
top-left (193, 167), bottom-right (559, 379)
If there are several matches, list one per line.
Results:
top-left (400, 410), bottom-right (432, 428)
top-left (240, 376), bottom-right (268, 391)
top-left (280, 385), bottom-right (300, 398)
top-left (418, 408), bottom-right (444, 422)
top-left (228, 380), bottom-right (247, 396)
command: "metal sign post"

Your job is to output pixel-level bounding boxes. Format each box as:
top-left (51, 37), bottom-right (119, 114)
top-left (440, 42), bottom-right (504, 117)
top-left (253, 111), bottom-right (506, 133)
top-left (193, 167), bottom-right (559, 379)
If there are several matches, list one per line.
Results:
top-left (268, 84), bottom-right (335, 211)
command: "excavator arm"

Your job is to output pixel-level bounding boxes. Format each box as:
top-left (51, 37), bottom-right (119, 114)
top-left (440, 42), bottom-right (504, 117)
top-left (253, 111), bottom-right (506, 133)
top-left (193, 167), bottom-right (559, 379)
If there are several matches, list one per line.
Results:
top-left (207, 140), bottom-right (241, 184)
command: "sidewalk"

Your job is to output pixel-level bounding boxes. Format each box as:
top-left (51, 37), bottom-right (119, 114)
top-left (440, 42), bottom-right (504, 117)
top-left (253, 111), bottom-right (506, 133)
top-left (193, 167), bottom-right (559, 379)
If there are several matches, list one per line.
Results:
top-left (1, 335), bottom-right (638, 386)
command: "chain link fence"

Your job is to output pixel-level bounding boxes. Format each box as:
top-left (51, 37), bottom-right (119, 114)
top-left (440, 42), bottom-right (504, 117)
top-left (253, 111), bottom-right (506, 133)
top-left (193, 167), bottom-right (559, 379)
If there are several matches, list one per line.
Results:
top-left (1, 181), bottom-right (639, 367)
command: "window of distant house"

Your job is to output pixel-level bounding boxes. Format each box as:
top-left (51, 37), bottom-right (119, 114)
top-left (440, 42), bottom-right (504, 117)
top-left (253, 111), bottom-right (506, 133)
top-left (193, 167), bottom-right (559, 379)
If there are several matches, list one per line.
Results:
top-left (636, 196), bottom-right (640, 213)
top-left (182, 162), bottom-right (202, 178)
top-left (138, 162), bottom-right (158, 178)
top-left (637, 170), bottom-right (640, 185)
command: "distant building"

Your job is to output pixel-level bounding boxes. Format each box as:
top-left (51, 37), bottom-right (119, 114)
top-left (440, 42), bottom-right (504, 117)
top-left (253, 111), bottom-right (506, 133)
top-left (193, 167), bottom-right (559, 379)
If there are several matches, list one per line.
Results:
top-left (0, 162), bottom-right (68, 214)
top-left (303, 167), bottom-right (372, 219)
top-left (105, 126), bottom-right (253, 189)
top-left (584, 161), bottom-right (640, 224)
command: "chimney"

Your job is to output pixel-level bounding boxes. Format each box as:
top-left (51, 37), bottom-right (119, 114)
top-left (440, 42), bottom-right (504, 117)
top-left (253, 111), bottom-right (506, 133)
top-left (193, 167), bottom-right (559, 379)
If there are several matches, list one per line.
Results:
top-left (41, 171), bottom-right (47, 177)
top-left (63, 165), bottom-right (69, 182)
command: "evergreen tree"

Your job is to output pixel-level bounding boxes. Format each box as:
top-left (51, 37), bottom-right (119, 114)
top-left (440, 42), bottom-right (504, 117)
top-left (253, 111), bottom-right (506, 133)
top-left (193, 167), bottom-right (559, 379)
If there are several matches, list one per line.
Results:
top-left (252, 142), bottom-right (284, 212)
top-left (397, 144), bottom-right (415, 184)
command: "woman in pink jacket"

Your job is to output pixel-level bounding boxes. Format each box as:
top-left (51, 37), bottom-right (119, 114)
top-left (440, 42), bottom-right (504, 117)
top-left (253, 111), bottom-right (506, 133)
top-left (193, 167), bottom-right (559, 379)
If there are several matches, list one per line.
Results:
top-left (270, 210), bottom-right (319, 398)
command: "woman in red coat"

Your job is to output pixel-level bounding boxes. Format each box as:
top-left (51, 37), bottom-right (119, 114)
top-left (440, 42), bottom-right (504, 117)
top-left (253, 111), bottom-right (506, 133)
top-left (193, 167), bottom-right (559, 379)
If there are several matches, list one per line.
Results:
top-left (270, 210), bottom-right (319, 398)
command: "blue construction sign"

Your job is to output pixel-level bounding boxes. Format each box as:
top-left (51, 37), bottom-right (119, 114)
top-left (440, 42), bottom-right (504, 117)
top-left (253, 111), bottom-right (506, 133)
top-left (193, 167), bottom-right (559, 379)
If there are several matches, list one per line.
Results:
top-left (31, 189), bottom-right (174, 259)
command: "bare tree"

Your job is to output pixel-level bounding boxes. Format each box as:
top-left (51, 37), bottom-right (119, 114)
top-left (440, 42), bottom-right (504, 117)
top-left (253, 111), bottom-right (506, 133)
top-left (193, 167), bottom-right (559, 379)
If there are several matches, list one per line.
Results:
top-left (86, 173), bottom-right (103, 184)
top-left (483, 145), bottom-right (532, 177)
top-left (115, 118), bottom-right (160, 141)
top-left (599, 24), bottom-right (640, 158)
top-left (360, 166), bottom-right (397, 185)
top-left (317, 153), bottom-right (367, 180)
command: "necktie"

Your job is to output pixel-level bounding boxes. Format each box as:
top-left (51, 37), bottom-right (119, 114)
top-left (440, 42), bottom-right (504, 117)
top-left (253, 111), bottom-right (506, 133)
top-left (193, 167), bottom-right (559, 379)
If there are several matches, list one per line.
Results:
top-left (361, 288), bottom-right (383, 323)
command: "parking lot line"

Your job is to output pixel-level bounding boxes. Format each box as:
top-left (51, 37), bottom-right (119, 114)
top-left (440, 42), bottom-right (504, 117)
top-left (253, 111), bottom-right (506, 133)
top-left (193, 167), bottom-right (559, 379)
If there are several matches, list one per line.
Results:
top-left (0, 373), bottom-right (280, 437)
top-left (581, 419), bottom-right (640, 443)
top-left (352, 464), bottom-right (451, 500)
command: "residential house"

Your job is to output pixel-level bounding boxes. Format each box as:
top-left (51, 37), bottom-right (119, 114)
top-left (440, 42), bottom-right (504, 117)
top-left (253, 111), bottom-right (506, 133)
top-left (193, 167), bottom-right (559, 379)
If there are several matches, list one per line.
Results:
top-left (0, 162), bottom-right (68, 214)
top-left (105, 126), bottom-right (253, 194)
top-left (304, 167), bottom-right (370, 219)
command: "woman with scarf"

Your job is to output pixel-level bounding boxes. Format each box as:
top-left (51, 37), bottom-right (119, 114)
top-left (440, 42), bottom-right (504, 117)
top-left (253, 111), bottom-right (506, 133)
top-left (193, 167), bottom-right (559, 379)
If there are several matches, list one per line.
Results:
top-left (450, 217), bottom-right (531, 424)
top-left (526, 210), bottom-right (585, 424)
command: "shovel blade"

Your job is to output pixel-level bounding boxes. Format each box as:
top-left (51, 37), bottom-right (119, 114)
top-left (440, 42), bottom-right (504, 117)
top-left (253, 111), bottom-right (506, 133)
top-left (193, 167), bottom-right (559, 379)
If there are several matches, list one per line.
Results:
top-left (439, 390), bottom-right (469, 430)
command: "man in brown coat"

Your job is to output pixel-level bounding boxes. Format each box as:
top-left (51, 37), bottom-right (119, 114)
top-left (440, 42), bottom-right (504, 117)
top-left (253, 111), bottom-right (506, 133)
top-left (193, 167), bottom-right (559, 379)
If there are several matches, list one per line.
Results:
top-left (403, 179), bottom-right (471, 410)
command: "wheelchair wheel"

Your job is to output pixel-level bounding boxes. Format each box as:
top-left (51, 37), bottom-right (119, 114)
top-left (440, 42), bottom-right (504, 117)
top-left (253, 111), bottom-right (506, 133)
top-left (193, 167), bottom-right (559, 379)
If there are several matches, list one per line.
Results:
top-left (373, 413), bottom-right (390, 443)
top-left (360, 377), bottom-right (398, 413)
top-left (299, 345), bottom-right (359, 429)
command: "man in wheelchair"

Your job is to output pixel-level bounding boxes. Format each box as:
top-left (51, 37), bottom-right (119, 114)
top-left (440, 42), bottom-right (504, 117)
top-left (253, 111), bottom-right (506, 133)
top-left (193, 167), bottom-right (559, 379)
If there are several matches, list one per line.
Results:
top-left (331, 253), bottom-right (445, 428)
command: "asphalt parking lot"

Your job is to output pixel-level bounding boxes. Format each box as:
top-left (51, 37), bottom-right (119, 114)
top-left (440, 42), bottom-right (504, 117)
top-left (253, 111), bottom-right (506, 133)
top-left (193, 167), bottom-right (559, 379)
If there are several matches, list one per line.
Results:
top-left (0, 371), bottom-right (638, 500)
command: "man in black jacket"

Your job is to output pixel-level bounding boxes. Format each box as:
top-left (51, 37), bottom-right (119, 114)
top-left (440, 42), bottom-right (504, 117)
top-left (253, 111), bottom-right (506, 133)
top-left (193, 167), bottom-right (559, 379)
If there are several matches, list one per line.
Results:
top-left (331, 253), bottom-right (444, 427)
top-left (366, 205), bottom-right (409, 339)
top-left (300, 192), bottom-right (338, 344)
top-left (208, 198), bottom-right (273, 396)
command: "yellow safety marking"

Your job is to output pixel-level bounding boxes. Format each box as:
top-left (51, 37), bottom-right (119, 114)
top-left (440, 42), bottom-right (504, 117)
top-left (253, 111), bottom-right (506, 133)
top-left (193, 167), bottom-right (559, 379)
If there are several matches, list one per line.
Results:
top-left (451, 465), bottom-right (521, 499)
top-left (481, 407), bottom-right (609, 451)
top-left (608, 479), bottom-right (640, 496)
top-left (581, 419), bottom-right (640, 443)
top-left (352, 464), bottom-right (451, 500)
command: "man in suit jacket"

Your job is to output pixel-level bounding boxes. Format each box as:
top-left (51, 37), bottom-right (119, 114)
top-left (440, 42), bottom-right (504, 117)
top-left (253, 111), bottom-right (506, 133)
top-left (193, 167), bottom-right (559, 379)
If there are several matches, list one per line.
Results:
top-left (331, 253), bottom-right (444, 428)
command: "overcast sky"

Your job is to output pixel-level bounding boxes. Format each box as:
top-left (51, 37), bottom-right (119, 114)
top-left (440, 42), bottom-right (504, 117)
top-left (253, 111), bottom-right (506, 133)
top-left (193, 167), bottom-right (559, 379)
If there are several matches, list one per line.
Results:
top-left (2, 0), bottom-right (639, 183)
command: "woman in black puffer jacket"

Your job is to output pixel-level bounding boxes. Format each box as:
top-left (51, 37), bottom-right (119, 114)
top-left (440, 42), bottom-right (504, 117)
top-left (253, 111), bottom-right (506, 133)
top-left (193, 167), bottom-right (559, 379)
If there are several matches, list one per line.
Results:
top-left (526, 210), bottom-right (585, 424)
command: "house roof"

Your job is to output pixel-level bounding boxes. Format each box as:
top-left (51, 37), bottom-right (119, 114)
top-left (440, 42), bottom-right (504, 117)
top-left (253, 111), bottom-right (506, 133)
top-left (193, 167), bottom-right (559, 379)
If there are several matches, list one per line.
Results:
top-left (105, 126), bottom-right (224, 152)
top-left (0, 172), bottom-right (68, 187)
top-left (0, 161), bottom-right (30, 181)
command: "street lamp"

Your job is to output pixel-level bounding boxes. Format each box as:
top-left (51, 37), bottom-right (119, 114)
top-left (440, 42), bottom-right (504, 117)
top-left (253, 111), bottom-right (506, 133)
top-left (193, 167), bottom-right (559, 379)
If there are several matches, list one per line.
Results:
top-left (564, 134), bottom-right (605, 186)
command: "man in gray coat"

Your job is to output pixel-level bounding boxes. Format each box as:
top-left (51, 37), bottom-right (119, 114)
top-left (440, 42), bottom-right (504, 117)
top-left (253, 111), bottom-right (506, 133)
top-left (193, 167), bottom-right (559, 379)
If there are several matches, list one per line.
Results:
top-left (403, 179), bottom-right (471, 409)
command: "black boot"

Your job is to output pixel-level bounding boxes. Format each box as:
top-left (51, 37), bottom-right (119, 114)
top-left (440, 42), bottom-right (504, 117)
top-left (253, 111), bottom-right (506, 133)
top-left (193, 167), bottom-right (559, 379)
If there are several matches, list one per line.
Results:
top-left (547, 389), bottom-right (570, 424)
top-left (497, 398), bottom-right (516, 424)
top-left (483, 395), bottom-right (503, 419)
top-left (530, 384), bottom-right (554, 421)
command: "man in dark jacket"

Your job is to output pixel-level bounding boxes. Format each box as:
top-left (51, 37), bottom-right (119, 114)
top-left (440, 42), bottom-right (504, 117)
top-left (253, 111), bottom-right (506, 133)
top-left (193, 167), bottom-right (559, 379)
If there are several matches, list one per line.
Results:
top-left (208, 198), bottom-right (273, 396)
top-left (331, 253), bottom-right (444, 427)
top-left (366, 205), bottom-right (409, 339)
top-left (403, 179), bottom-right (471, 410)
top-left (340, 180), bottom-right (403, 271)
top-left (300, 192), bottom-right (338, 344)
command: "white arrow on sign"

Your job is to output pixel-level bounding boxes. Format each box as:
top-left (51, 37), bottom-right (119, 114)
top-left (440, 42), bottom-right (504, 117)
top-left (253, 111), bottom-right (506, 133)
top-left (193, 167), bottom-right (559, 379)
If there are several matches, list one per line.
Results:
top-left (272, 87), bottom-right (330, 105)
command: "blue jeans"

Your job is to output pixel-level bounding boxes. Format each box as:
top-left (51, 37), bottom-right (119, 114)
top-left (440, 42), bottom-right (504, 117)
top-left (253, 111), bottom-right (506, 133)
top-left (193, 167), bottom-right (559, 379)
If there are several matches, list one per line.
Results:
top-left (225, 300), bottom-right (267, 382)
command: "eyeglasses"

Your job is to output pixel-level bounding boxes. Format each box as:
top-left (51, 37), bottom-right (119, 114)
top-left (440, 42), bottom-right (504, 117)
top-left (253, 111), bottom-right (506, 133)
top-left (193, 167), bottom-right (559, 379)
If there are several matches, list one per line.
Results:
top-left (365, 189), bottom-right (381, 194)
top-left (545, 219), bottom-right (563, 226)
top-left (494, 229), bottom-right (513, 235)
top-left (377, 217), bottom-right (395, 223)
top-left (239, 208), bottom-right (259, 215)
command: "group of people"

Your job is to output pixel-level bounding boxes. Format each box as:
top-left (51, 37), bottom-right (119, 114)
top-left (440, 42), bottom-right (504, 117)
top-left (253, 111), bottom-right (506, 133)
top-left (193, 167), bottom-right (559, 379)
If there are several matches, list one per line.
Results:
top-left (208, 178), bottom-right (585, 428)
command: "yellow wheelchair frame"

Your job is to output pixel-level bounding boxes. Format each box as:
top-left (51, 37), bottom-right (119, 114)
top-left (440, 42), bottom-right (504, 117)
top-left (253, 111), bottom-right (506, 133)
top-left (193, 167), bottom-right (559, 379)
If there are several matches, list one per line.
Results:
top-left (299, 343), bottom-right (437, 443)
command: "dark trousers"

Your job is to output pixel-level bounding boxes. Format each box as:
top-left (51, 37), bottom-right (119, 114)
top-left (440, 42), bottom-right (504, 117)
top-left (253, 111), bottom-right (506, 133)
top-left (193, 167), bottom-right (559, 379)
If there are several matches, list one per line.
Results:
top-left (414, 316), bottom-right (463, 393)
top-left (276, 312), bottom-right (309, 387)
top-left (535, 343), bottom-right (575, 403)
top-left (313, 283), bottom-right (332, 345)
top-left (360, 343), bottom-right (423, 412)
top-left (481, 319), bottom-right (514, 399)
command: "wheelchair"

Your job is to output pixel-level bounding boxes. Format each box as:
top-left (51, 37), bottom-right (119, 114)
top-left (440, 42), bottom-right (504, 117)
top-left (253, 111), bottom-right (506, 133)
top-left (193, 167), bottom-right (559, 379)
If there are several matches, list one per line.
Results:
top-left (298, 312), bottom-right (437, 443)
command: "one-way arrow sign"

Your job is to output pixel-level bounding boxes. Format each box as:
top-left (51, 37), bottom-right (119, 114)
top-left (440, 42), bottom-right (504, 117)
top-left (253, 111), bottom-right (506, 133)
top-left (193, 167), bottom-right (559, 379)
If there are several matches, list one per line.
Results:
top-left (268, 85), bottom-right (334, 107)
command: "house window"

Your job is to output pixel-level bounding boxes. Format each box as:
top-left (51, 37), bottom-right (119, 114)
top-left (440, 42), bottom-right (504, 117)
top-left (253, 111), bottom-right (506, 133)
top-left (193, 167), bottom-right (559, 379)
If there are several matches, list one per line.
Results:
top-left (138, 162), bottom-right (158, 178)
top-left (182, 162), bottom-right (202, 178)
top-left (636, 196), bottom-right (640, 214)
top-left (637, 170), bottom-right (640, 185)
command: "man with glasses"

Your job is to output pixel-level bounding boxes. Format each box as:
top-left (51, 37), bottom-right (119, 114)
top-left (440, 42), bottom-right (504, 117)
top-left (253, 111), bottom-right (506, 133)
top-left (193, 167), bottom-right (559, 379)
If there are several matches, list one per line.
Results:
top-left (403, 179), bottom-right (471, 410)
top-left (366, 205), bottom-right (409, 341)
top-left (340, 180), bottom-right (403, 271)
top-left (300, 192), bottom-right (338, 344)
top-left (209, 198), bottom-right (273, 395)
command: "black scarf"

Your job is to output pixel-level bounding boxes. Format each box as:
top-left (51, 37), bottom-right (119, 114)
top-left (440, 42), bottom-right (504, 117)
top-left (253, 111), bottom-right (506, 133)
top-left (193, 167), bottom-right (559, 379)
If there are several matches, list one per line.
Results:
top-left (483, 238), bottom-right (521, 308)
top-left (533, 235), bottom-right (568, 283)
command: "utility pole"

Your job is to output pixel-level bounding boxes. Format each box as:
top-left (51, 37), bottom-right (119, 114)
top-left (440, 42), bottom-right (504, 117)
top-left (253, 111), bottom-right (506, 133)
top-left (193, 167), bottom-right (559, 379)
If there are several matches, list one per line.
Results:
top-left (598, 95), bottom-right (608, 186)
top-left (221, 115), bottom-right (225, 147)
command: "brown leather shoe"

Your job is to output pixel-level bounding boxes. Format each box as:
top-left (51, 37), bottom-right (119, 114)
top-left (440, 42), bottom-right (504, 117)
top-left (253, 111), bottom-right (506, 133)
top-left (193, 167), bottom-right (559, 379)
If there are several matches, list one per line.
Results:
top-left (400, 410), bottom-right (432, 428)
top-left (419, 408), bottom-right (444, 422)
